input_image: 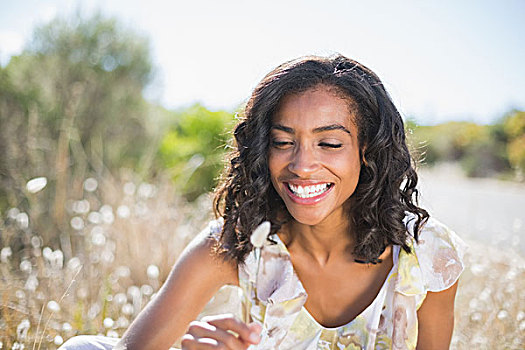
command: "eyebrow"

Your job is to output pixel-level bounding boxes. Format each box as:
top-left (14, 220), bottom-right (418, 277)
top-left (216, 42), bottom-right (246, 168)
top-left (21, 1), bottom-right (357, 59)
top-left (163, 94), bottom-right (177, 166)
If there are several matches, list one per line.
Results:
top-left (271, 123), bottom-right (352, 135)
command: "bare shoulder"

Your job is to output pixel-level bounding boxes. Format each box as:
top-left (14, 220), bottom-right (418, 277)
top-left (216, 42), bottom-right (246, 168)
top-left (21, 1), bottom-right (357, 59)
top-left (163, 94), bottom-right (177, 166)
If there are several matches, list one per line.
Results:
top-left (165, 226), bottom-right (239, 288)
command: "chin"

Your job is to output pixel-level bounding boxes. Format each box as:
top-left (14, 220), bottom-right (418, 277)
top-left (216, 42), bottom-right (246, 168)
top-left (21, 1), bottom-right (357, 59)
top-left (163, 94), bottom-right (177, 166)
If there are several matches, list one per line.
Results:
top-left (285, 208), bottom-right (328, 226)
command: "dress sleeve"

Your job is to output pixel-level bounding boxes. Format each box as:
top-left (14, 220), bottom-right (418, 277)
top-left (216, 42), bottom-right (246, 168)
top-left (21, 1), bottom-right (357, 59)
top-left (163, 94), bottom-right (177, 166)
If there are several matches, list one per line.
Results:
top-left (409, 217), bottom-right (468, 292)
top-left (206, 217), bottom-right (224, 241)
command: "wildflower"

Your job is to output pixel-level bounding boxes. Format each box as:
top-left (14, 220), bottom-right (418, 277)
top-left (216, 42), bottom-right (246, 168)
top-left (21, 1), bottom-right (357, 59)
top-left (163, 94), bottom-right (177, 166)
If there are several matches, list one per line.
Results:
top-left (24, 274), bottom-right (38, 292)
top-left (83, 178), bottom-right (98, 192)
top-left (116, 316), bottom-right (130, 329)
top-left (30, 236), bottom-right (41, 248)
top-left (88, 211), bottom-right (102, 224)
top-left (117, 205), bottom-right (131, 218)
top-left (147, 265), bottom-right (160, 279)
top-left (114, 293), bottom-right (127, 305)
top-left (103, 317), bottom-right (115, 328)
top-left (138, 183), bottom-right (156, 198)
top-left (62, 322), bottom-right (73, 333)
top-left (92, 231), bottom-right (106, 246)
top-left (250, 221), bottom-right (271, 248)
top-left (54, 335), bottom-right (64, 345)
top-left (127, 286), bottom-right (140, 299)
top-left (42, 247), bottom-right (53, 261)
top-left (140, 284), bottom-right (154, 296)
top-left (497, 310), bottom-right (509, 320)
top-left (517, 310), bottom-right (525, 322)
top-left (122, 303), bottom-right (134, 315)
top-left (16, 212), bottom-right (29, 229)
top-left (7, 207), bottom-right (19, 219)
top-left (70, 216), bottom-right (85, 230)
top-left (52, 250), bottom-right (64, 269)
top-left (100, 205), bottom-right (115, 224)
top-left (19, 260), bottom-right (32, 273)
top-left (16, 319), bottom-right (30, 340)
top-left (67, 257), bottom-right (82, 271)
top-left (47, 300), bottom-right (61, 313)
top-left (123, 182), bottom-right (136, 196)
top-left (0, 247), bottom-right (12, 263)
top-left (11, 341), bottom-right (24, 349)
top-left (73, 200), bottom-right (90, 214)
top-left (26, 177), bottom-right (47, 193)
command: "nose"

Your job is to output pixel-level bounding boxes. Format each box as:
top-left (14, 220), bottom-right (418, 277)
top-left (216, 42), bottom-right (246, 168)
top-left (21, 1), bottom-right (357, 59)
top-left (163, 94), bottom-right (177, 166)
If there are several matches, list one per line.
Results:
top-left (287, 144), bottom-right (320, 177)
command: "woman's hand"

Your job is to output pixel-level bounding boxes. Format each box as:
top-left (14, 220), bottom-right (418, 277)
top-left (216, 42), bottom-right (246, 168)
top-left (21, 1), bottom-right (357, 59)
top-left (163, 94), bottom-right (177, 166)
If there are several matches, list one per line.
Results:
top-left (181, 314), bottom-right (262, 349)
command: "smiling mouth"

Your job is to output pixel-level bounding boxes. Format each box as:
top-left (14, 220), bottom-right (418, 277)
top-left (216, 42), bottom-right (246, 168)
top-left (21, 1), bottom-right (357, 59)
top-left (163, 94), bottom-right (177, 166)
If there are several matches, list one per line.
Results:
top-left (285, 182), bottom-right (333, 199)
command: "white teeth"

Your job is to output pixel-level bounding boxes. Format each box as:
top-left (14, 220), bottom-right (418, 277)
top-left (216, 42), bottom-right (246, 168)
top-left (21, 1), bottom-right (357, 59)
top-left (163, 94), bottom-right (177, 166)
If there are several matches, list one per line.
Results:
top-left (287, 183), bottom-right (330, 198)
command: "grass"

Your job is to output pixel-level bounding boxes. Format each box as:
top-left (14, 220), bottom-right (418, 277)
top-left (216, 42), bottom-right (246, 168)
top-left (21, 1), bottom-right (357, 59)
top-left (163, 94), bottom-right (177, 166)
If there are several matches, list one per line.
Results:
top-left (1, 177), bottom-right (523, 349)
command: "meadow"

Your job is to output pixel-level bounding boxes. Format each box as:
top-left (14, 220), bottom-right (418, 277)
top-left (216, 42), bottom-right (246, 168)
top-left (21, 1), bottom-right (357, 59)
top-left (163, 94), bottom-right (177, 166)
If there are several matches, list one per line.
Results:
top-left (1, 175), bottom-right (523, 350)
top-left (2, 11), bottom-right (525, 350)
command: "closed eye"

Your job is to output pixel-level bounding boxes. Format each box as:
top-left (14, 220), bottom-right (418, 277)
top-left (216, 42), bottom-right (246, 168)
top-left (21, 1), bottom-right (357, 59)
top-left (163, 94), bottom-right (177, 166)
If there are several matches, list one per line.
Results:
top-left (272, 140), bottom-right (294, 149)
top-left (319, 142), bottom-right (342, 148)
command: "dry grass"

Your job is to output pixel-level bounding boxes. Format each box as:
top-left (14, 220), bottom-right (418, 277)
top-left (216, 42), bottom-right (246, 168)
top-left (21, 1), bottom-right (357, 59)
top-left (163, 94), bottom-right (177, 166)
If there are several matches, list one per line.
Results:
top-left (452, 241), bottom-right (525, 349)
top-left (1, 176), bottom-right (213, 349)
top-left (1, 177), bottom-right (523, 349)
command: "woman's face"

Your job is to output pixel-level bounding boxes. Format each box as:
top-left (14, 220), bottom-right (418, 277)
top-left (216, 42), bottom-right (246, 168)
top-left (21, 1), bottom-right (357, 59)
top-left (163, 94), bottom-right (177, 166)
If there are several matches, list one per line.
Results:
top-left (268, 85), bottom-right (362, 226)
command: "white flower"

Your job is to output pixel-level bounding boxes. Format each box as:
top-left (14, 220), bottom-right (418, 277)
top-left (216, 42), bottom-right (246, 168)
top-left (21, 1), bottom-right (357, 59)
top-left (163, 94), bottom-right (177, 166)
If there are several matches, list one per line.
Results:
top-left (147, 265), bottom-right (160, 279)
top-left (16, 319), bottom-right (30, 340)
top-left (47, 300), bottom-right (60, 313)
top-left (103, 317), bottom-right (114, 328)
top-left (1, 247), bottom-right (12, 263)
top-left (26, 177), bottom-right (47, 193)
top-left (83, 178), bottom-right (98, 192)
top-left (250, 221), bottom-right (271, 248)
top-left (54, 335), bottom-right (64, 345)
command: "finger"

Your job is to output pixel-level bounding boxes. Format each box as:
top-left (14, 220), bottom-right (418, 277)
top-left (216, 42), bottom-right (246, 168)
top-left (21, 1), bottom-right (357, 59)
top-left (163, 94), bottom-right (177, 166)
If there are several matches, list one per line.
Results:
top-left (181, 333), bottom-right (224, 350)
top-left (248, 322), bottom-right (262, 335)
top-left (201, 315), bottom-right (261, 345)
top-left (186, 321), bottom-right (248, 350)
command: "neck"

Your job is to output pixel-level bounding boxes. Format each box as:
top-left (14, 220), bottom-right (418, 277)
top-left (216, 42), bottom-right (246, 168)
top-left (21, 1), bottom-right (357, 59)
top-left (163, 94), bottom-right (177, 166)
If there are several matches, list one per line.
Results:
top-left (280, 215), bottom-right (355, 266)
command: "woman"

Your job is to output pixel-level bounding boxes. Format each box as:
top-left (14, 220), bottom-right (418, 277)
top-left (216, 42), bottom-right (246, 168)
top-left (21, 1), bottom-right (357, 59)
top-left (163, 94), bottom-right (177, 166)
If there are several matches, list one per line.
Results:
top-left (61, 55), bottom-right (466, 350)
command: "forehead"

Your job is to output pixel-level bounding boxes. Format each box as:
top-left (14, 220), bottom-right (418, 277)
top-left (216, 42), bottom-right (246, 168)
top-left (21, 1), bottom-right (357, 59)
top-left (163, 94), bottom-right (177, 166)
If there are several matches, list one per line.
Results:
top-left (273, 86), bottom-right (357, 128)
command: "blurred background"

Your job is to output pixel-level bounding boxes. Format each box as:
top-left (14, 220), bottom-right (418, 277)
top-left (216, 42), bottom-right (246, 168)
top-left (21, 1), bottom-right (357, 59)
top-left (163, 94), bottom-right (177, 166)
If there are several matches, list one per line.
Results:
top-left (1, 1), bottom-right (524, 349)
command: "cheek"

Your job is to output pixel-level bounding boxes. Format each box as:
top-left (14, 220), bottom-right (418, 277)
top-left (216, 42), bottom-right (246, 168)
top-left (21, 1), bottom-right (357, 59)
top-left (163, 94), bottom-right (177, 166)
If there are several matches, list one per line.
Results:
top-left (268, 151), bottom-right (285, 177)
top-left (330, 154), bottom-right (361, 186)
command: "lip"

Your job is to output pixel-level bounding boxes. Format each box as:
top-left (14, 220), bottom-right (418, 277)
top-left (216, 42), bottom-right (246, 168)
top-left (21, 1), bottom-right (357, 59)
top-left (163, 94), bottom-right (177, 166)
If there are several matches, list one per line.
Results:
top-left (283, 181), bottom-right (333, 205)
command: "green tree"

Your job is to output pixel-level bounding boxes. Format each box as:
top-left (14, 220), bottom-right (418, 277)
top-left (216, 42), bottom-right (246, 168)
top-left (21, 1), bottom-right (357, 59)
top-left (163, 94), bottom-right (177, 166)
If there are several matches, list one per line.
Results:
top-left (503, 110), bottom-right (525, 175)
top-left (407, 120), bottom-right (511, 177)
top-left (0, 12), bottom-right (157, 240)
top-left (157, 104), bottom-right (236, 200)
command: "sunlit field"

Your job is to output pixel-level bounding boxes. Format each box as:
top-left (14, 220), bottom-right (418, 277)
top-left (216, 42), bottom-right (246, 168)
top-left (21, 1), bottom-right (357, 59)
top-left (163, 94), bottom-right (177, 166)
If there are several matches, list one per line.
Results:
top-left (1, 6), bottom-right (524, 349)
top-left (1, 174), bottom-right (524, 350)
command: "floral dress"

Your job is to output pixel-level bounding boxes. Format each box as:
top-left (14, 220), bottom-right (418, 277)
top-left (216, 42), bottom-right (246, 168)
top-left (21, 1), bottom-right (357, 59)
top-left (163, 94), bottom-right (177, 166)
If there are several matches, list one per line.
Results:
top-left (209, 215), bottom-right (467, 350)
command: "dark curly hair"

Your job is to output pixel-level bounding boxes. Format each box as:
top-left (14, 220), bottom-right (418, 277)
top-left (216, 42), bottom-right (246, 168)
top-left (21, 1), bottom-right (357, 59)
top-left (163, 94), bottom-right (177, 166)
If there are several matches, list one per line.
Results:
top-left (213, 54), bottom-right (428, 264)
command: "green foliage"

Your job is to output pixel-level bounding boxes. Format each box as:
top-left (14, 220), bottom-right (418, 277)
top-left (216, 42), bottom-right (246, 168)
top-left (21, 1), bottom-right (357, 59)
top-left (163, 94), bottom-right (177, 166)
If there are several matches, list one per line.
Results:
top-left (0, 12), bottom-right (158, 239)
top-left (157, 104), bottom-right (236, 200)
top-left (502, 110), bottom-right (525, 174)
top-left (408, 120), bottom-right (512, 178)
top-left (408, 122), bottom-right (483, 165)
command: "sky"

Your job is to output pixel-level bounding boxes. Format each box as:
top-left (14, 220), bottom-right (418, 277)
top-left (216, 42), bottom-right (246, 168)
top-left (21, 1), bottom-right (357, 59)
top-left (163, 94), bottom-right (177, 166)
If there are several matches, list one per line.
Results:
top-left (0, 0), bottom-right (524, 125)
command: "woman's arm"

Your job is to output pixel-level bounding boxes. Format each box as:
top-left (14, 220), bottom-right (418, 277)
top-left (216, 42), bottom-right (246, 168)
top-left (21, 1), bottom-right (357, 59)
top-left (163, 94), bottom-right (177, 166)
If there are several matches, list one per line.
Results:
top-left (416, 281), bottom-right (459, 350)
top-left (114, 229), bottom-right (238, 350)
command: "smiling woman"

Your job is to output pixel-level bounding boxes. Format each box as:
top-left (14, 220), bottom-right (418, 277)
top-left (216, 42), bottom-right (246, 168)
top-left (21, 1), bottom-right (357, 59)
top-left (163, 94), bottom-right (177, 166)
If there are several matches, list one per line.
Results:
top-left (60, 55), bottom-right (467, 350)
top-left (268, 86), bottom-right (362, 226)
